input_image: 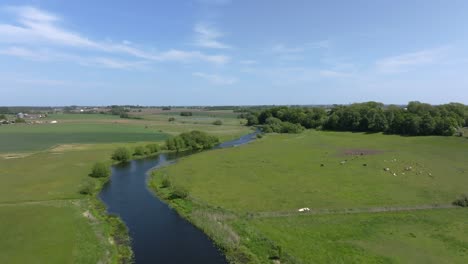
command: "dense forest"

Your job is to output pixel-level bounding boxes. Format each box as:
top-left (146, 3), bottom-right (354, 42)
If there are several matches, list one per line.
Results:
top-left (241, 102), bottom-right (468, 136)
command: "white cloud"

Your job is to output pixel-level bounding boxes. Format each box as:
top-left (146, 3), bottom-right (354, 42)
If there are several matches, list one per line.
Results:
top-left (239, 60), bottom-right (257, 65)
top-left (194, 23), bottom-right (230, 49)
top-left (0, 46), bottom-right (147, 69)
top-left (319, 70), bottom-right (353, 78)
top-left (272, 44), bottom-right (304, 53)
top-left (272, 40), bottom-right (329, 54)
top-left (192, 72), bottom-right (237, 85)
top-left (0, 6), bottom-right (230, 66)
top-left (376, 47), bottom-right (448, 73)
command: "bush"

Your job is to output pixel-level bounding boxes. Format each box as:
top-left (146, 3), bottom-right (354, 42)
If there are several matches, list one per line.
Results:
top-left (146, 143), bottom-right (160, 154)
top-left (170, 186), bottom-right (189, 199)
top-left (79, 178), bottom-right (96, 194)
top-left (133, 146), bottom-right (146, 156)
top-left (168, 117), bottom-right (176, 122)
top-left (256, 133), bottom-right (263, 139)
top-left (166, 130), bottom-right (219, 151)
top-left (15, 118), bottom-right (26, 123)
top-left (90, 162), bottom-right (110, 178)
top-left (180, 111), bottom-right (193, 116)
top-left (112, 147), bottom-right (131, 162)
top-left (453, 194), bottom-right (468, 207)
top-left (161, 177), bottom-right (171, 188)
top-left (119, 112), bottom-right (129, 118)
top-left (212, 120), bottom-right (223, 125)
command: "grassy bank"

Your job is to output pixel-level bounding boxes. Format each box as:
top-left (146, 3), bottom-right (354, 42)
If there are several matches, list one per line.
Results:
top-left (151, 130), bottom-right (468, 263)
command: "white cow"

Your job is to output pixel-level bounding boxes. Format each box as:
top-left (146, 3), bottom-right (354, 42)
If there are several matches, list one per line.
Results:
top-left (298, 207), bottom-right (310, 212)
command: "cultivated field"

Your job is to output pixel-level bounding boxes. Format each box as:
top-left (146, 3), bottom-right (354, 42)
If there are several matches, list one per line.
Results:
top-left (154, 130), bottom-right (468, 263)
top-left (0, 109), bottom-right (249, 263)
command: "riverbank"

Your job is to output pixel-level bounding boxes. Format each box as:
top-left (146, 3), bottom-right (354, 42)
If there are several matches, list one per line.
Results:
top-left (148, 132), bottom-right (300, 264)
top-left (149, 171), bottom-right (297, 263)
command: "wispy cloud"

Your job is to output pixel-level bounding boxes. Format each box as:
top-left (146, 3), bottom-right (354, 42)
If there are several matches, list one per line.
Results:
top-left (0, 6), bottom-right (230, 66)
top-left (192, 72), bottom-right (237, 85)
top-left (376, 47), bottom-right (448, 73)
top-left (194, 23), bottom-right (230, 49)
top-left (0, 46), bottom-right (147, 69)
top-left (272, 44), bottom-right (304, 54)
top-left (319, 70), bottom-right (353, 78)
top-left (239, 60), bottom-right (257, 65)
top-left (271, 40), bottom-right (330, 54)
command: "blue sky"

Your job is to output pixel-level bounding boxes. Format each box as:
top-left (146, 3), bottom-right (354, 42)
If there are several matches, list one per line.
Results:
top-left (0, 0), bottom-right (467, 106)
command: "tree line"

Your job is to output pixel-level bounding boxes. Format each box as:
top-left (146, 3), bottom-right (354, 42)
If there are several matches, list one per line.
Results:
top-left (241, 101), bottom-right (467, 136)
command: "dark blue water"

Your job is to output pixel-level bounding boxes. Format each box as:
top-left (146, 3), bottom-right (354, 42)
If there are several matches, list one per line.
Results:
top-left (99, 131), bottom-right (258, 264)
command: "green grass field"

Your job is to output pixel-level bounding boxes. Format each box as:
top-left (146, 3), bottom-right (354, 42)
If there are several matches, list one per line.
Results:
top-left (0, 123), bottom-right (168, 152)
top-left (250, 208), bottom-right (468, 263)
top-left (0, 201), bottom-right (110, 264)
top-left (0, 110), bottom-right (250, 263)
top-left (154, 130), bottom-right (468, 263)
top-left (161, 131), bottom-right (468, 212)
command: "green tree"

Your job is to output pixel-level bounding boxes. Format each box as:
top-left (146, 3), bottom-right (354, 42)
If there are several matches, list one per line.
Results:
top-left (112, 147), bottom-right (131, 162)
top-left (212, 120), bottom-right (223, 125)
top-left (133, 146), bottom-right (146, 156)
top-left (90, 162), bottom-right (111, 178)
top-left (146, 143), bottom-right (160, 154)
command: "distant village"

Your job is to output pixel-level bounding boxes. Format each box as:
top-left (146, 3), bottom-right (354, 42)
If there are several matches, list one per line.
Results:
top-left (0, 106), bottom-right (107, 125)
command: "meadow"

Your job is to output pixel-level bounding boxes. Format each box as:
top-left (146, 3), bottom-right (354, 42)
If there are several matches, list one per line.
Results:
top-left (0, 109), bottom-right (249, 263)
top-left (153, 130), bottom-right (468, 263)
top-left (250, 208), bottom-right (468, 263)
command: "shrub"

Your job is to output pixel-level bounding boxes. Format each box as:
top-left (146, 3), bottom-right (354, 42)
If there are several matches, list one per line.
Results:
top-left (133, 146), bottom-right (146, 156)
top-left (170, 186), bottom-right (189, 199)
top-left (90, 162), bottom-right (110, 178)
top-left (119, 112), bottom-right (129, 118)
top-left (112, 147), bottom-right (131, 162)
top-left (15, 118), bottom-right (26, 123)
top-left (161, 177), bottom-right (171, 188)
top-left (168, 117), bottom-right (176, 122)
top-left (212, 120), bottom-right (223, 125)
top-left (180, 111), bottom-right (193, 116)
top-left (79, 178), bottom-right (96, 194)
top-left (146, 143), bottom-right (160, 154)
top-left (256, 133), bottom-right (263, 139)
top-left (453, 194), bottom-right (468, 207)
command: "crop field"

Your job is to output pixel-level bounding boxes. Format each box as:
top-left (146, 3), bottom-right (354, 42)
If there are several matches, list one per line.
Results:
top-left (155, 130), bottom-right (468, 262)
top-left (0, 111), bottom-right (250, 153)
top-left (0, 110), bottom-right (250, 263)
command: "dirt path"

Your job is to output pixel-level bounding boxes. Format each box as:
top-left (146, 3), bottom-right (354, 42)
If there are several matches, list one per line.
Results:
top-left (0, 198), bottom-right (80, 207)
top-left (253, 204), bottom-right (458, 219)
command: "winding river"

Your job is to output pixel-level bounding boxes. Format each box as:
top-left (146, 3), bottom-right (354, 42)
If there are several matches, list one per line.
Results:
top-left (99, 131), bottom-right (258, 264)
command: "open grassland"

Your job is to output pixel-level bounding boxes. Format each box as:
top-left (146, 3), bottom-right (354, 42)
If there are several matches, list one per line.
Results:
top-left (153, 130), bottom-right (468, 263)
top-left (0, 144), bottom-right (121, 203)
top-left (0, 201), bottom-right (111, 264)
top-left (161, 131), bottom-right (468, 212)
top-left (0, 111), bottom-right (250, 263)
top-left (249, 208), bottom-right (468, 263)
